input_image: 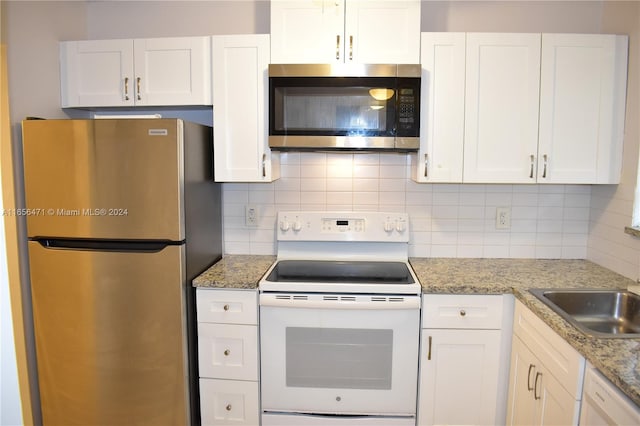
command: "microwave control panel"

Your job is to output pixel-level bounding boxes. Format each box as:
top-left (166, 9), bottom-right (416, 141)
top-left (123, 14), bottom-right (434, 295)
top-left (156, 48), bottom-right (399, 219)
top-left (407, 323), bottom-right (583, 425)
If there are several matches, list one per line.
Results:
top-left (396, 80), bottom-right (420, 137)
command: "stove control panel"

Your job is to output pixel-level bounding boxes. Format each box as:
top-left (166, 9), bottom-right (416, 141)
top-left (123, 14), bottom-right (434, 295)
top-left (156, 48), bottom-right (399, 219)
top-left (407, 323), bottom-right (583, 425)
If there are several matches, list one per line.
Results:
top-left (277, 211), bottom-right (409, 242)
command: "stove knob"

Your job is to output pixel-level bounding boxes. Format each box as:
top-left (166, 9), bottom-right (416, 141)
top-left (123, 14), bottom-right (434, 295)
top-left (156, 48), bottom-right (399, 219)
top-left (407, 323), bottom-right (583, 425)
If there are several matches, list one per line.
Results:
top-left (384, 221), bottom-right (395, 233)
top-left (279, 220), bottom-right (290, 232)
top-left (292, 220), bottom-right (302, 232)
top-left (396, 220), bottom-right (406, 233)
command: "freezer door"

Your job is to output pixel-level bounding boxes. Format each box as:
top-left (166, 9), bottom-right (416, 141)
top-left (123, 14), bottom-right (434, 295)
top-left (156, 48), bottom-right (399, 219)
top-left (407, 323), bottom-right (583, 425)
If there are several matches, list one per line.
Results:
top-left (28, 241), bottom-right (189, 425)
top-left (22, 119), bottom-right (185, 240)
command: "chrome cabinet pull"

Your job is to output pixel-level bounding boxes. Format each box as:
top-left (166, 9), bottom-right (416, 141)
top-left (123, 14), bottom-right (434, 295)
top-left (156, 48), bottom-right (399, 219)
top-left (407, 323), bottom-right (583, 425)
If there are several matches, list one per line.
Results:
top-left (527, 364), bottom-right (535, 391)
top-left (534, 372), bottom-right (542, 400)
top-left (262, 154), bottom-right (267, 178)
top-left (225, 404), bottom-right (232, 411)
top-left (336, 35), bottom-right (340, 60)
top-left (427, 335), bottom-right (432, 360)
top-left (224, 349), bottom-right (230, 356)
top-left (136, 77), bottom-right (141, 100)
top-left (424, 154), bottom-right (429, 178)
top-left (459, 309), bottom-right (466, 317)
top-left (124, 77), bottom-right (130, 100)
top-left (529, 155), bottom-right (535, 179)
top-left (349, 35), bottom-right (353, 61)
top-left (542, 154), bottom-right (548, 178)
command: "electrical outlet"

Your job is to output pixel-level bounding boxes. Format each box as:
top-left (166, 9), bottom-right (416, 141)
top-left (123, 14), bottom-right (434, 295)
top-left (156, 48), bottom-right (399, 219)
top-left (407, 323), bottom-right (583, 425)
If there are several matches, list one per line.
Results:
top-left (245, 205), bottom-right (259, 227)
top-left (496, 207), bottom-right (511, 230)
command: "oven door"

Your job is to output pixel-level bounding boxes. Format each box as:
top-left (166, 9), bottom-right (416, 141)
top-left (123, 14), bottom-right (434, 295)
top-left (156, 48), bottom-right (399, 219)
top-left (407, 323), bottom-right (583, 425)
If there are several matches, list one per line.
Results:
top-left (259, 293), bottom-right (420, 416)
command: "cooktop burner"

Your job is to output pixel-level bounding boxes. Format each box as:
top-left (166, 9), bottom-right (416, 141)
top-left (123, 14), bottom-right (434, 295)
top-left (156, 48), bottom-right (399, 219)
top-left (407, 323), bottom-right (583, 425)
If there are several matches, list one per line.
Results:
top-left (265, 260), bottom-right (415, 284)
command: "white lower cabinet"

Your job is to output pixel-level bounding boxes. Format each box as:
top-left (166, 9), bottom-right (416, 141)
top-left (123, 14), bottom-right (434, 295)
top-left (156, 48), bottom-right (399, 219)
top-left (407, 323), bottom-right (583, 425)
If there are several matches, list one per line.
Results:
top-left (200, 379), bottom-right (260, 426)
top-left (197, 289), bottom-right (259, 426)
top-left (418, 294), bottom-right (514, 426)
top-left (506, 300), bottom-right (585, 425)
top-left (580, 363), bottom-right (640, 425)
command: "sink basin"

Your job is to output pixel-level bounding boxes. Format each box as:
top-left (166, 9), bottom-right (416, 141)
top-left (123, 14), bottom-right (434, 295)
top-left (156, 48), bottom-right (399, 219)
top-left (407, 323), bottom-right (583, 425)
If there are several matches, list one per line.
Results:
top-left (529, 289), bottom-right (640, 338)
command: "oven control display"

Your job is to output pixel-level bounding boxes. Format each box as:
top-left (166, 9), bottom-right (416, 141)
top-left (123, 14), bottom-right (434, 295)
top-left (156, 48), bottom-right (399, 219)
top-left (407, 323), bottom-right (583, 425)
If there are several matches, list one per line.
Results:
top-left (322, 218), bottom-right (365, 233)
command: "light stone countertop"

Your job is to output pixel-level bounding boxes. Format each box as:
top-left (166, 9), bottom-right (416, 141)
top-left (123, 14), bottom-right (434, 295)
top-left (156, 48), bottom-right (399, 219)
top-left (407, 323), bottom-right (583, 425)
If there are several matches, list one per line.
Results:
top-left (193, 255), bottom-right (640, 407)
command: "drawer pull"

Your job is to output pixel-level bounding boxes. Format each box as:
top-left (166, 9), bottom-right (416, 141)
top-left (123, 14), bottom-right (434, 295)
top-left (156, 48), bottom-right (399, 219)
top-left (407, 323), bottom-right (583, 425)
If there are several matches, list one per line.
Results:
top-left (459, 309), bottom-right (466, 317)
top-left (534, 372), bottom-right (542, 400)
top-left (224, 349), bottom-right (230, 356)
top-left (223, 304), bottom-right (230, 311)
top-left (527, 364), bottom-right (535, 391)
top-left (225, 404), bottom-right (232, 411)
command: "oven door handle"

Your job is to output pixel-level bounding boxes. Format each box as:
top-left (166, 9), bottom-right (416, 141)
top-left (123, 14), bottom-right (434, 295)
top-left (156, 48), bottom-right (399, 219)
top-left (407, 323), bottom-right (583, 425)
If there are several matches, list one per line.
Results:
top-left (259, 294), bottom-right (421, 310)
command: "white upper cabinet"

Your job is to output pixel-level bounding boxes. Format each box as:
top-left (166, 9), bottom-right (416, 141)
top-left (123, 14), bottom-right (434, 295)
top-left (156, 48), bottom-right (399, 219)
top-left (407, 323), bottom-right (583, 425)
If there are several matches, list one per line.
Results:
top-left (463, 33), bottom-right (542, 184)
top-left (538, 34), bottom-right (628, 184)
top-left (270, 0), bottom-right (421, 64)
top-left (212, 34), bottom-right (280, 182)
top-left (60, 36), bottom-right (212, 108)
top-left (412, 32), bottom-right (465, 183)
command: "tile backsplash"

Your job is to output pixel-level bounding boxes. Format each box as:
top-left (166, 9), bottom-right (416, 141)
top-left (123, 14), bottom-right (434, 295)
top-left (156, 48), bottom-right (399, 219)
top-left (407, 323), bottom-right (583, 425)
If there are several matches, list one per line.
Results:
top-left (222, 152), bottom-right (591, 259)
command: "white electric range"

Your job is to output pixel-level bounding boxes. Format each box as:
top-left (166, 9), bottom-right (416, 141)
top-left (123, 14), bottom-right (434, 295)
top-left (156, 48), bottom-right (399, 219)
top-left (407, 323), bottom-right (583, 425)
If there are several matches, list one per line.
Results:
top-left (259, 211), bottom-right (421, 426)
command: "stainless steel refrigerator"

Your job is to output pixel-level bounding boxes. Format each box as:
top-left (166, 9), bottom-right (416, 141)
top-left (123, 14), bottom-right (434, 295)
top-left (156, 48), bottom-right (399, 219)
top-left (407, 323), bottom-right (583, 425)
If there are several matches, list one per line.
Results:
top-left (21, 118), bottom-right (222, 425)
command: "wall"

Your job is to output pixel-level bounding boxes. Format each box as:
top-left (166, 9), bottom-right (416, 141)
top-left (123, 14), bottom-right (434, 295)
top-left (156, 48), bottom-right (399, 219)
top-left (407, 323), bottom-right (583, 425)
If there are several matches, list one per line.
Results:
top-left (587, 1), bottom-right (640, 281)
top-left (224, 153), bottom-right (592, 258)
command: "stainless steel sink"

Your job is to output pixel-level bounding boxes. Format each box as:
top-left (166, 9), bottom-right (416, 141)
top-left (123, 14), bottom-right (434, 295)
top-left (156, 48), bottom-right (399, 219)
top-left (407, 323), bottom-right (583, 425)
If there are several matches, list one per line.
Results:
top-left (529, 289), bottom-right (640, 338)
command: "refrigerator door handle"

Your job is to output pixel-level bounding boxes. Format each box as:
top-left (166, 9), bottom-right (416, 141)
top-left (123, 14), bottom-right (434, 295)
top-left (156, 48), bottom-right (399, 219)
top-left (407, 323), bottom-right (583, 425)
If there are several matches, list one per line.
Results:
top-left (33, 238), bottom-right (181, 252)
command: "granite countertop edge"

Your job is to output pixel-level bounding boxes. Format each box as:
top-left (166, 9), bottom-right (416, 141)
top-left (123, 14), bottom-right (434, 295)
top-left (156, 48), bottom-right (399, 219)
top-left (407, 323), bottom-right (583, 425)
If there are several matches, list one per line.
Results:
top-left (193, 255), bottom-right (640, 407)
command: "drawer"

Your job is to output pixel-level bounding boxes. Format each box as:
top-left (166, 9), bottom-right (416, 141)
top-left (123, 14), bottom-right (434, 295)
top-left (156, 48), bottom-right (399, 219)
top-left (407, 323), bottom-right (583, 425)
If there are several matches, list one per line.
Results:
top-left (513, 300), bottom-right (585, 399)
top-left (422, 294), bottom-right (504, 329)
top-left (197, 289), bottom-right (258, 325)
top-left (198, 323), bottom-right (258, 381)
top-left (199, 378), bottom-right (259, 426)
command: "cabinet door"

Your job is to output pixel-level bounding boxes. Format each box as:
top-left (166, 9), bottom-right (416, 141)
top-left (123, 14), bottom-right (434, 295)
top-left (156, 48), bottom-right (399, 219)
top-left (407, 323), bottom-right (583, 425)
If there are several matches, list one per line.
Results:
top-left (506, 336), bottom-right (539, 426)
top-left (418, 329), bottom-right (501, 426)
top-left (60, 39), bottom-right (134, 107)
top-left (463, 33), bottom-right (541, 183)
top-left (212, 35), bottom-right (280, 182)
top-left (535, 366), bottom-right (581, 426)
top-left (270, 0), bottom-right (344, 63)
top-left (538, 34), bottom-right (628, 184)
top-left (199, 379), bottom-right (259, 426)
top-left (198, 323), bottom-right (258, 381)
top-left (345, 0), bottom-right (420, 64)
top-left (133, 37), bottom-right (211, 106)
top-left (412, 32), bottom-right (465, 183)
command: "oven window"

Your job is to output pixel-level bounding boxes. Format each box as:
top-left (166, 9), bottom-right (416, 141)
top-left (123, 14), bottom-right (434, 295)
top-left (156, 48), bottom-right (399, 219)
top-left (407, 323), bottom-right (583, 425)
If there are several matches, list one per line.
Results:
top-left (285, 327), bottom-right (393, 390)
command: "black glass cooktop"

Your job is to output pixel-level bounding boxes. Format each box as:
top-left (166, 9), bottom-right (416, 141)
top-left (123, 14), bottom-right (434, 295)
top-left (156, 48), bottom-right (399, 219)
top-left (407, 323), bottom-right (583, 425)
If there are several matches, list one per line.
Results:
top-left (265, 260), bottom-right (415, 284)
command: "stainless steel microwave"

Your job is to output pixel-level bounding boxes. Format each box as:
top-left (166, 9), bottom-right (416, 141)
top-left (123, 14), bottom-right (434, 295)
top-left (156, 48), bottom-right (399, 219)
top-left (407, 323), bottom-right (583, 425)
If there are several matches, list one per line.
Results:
top-left (268, 64), bottom-right (421, 151)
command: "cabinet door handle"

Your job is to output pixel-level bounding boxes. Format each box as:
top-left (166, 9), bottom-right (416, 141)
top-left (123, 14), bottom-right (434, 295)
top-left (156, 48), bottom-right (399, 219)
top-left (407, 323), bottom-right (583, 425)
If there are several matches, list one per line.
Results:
top-left (534, 372), bottom-right (542, 400)
top-left (424, 154), bottom-right (429, 178)
top-left (124, 77), bottom-right (130, 100)
top-left (223, 304), bottom-right (230, 311)
top-left (459, 309), bottom-right (466, 317)
top-left (336, 35), bottom-right (341, 60)
top-left (349, 35), bottom-right (353, 61)
top-left (262, 154), bottom-right (267, 178)
top-left (529, 154), bottom-right (535, 179)
top-left (224, 349), bottom-right (230, 356)
top-left (136, 77), bottom-right (142, 101)
top-left (225, 404), bottom-right (232, 411)
top-left (527, 364), bottom-right (535, 391)
top-left (427, 335), bottom-right (432, 360)
top-left (542, 154), bottom-right (548, 178)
